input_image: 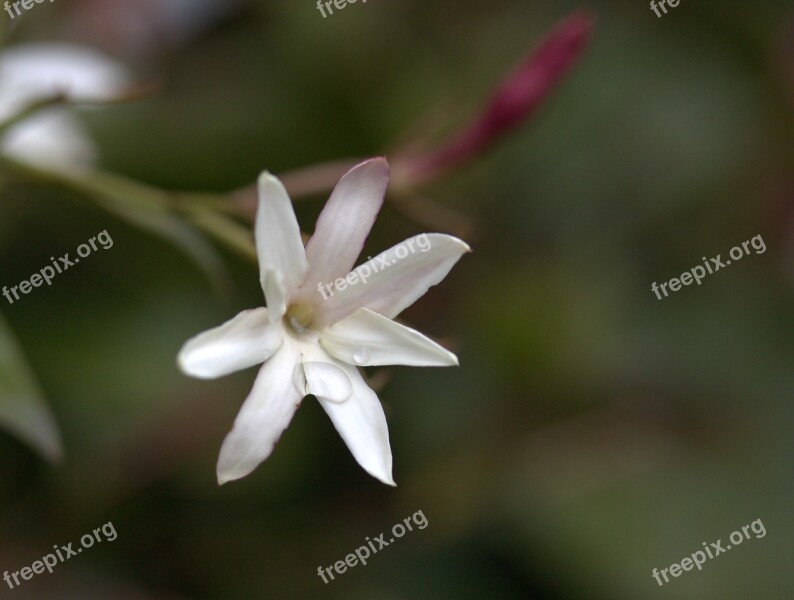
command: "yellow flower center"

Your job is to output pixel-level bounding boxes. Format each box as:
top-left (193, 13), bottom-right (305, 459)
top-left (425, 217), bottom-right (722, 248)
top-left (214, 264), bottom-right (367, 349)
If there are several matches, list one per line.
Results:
top-left (285, 302), bottom-right (315, 335)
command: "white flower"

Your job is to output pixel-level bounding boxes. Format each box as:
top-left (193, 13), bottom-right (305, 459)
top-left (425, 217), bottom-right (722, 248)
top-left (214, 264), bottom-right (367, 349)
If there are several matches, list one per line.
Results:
top-left (0, 43), bottom-right (129, 168)
top-left (178, 158), bottom-right (469, 485)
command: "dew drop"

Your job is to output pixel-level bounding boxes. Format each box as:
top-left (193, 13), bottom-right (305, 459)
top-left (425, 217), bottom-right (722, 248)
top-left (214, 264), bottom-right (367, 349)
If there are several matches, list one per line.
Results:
top-left (352, 347), bottom-right (369, 365)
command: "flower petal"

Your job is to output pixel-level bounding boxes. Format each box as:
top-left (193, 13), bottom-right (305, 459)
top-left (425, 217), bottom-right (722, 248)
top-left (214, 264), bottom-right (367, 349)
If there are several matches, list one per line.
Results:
top-left (321, 308), bottom-right (458, 367)
top-left (294, 361), bottom-right (353, 403)
top-left (216, 340), bottom-right (302, 484)
top-left (255, 172), bottom-right (309, 306)
top-left (0, 43), bottom-right (128, 168)
top-left (317, 361), bottom-right (395, 485)
top-left (317, 233), bottom-right (470, 325)
top-left (0, 43), bottom-right (129, 117)
top-left (295, 158), bottom-right (389, 299)
top-left (178, 308), bottom-right (281, 380)
top-left (1, 112), bottom-right (97, 169)
top-left (262, 268), bottom-right (287, 324)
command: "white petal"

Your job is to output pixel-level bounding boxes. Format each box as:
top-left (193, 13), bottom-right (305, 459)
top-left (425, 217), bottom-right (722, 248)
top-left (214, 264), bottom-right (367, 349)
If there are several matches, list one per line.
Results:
top-left (262, 268), bottom-right (287, 324)
top-left (0, 44), bottom-right (127, 169)
top-left (294, 361), bottom-right (353, 403)
top-left (216, 341), bottom-right (302, 484)
top-left (0, 43), bottom-right (129, 118)
top-left (178, 308), bottom-right (282, 379)
top-left (317, 233), bottom-right (470, 326)
top-left (321, 308), bottom-right (458, 367)
top-left (294, 158), bottom-right (389, 300)
top-left (1, 112), bottom-right (96, 169)
top-left (255, 172), bottom-right (309, 306)
top-left (317, 361), bottom-right (395, 485)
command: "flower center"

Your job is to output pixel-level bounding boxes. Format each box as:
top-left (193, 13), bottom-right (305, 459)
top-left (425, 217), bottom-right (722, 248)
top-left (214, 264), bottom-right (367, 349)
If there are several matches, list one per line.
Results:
top-left (285, 302), bottom-right (316, 336)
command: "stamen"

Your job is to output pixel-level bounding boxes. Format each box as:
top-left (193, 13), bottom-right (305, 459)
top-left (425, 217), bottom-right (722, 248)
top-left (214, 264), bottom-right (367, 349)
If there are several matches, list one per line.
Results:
top-left (286, 303), bottom-right (315, 334)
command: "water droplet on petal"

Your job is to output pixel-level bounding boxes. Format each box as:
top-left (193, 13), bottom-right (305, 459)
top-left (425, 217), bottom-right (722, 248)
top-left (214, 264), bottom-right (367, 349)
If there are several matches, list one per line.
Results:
top-left (352, 347), bottom-right (369, 365)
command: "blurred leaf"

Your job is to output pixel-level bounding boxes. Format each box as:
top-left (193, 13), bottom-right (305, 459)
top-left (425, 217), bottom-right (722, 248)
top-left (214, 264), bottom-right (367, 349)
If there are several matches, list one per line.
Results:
top-left (88, 186), bottom-right (232, 292)
top-left (0, 312), bottom-right (63, 463)
top-left (58, 168), bottom-right (232, 291)
top-left (186, 206), bottom-right (256, 262)
top-left (0, 157), bottom-right (231, 291)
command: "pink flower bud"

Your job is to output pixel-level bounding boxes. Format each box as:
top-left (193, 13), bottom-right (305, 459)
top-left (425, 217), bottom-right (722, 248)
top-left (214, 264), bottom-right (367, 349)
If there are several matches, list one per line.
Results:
top-left (400, 10), bottom-right (594, 184)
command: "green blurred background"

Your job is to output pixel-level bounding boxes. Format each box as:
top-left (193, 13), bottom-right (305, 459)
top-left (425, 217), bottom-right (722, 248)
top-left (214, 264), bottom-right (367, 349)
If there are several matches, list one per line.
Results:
top-left (0, 0), bottom-right (792, 598)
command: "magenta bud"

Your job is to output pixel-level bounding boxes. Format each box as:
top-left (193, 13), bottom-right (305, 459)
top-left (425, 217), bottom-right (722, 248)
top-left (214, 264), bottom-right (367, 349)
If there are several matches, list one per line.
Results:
top-left (400, 10), bottom-right (594, 184)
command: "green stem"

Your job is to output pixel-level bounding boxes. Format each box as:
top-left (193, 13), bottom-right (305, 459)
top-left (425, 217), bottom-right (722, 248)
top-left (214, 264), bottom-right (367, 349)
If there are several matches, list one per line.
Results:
top-left (0, 156), bottom-right (256, 262)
